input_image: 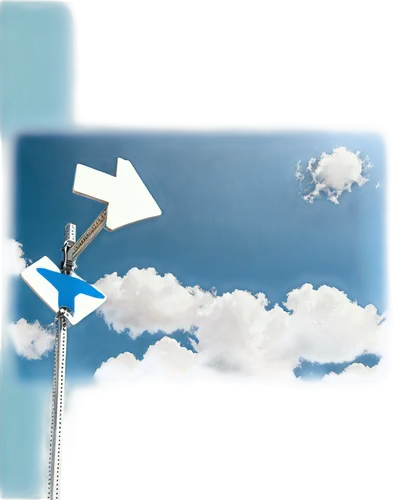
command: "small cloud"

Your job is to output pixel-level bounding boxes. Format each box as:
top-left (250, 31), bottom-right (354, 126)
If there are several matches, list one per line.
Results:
top-left (295, 160), bottom-right (304, 181)
top-left (322, 357), bottom-right (390, 389)
top-left (6, 239), bottom-right (28, 276)
top-left (95, 338), bottom-right (197, 381)
top-left (8, 318), bottom-right (54, 359)
top-left (297, 146), bottom-right (371, 204)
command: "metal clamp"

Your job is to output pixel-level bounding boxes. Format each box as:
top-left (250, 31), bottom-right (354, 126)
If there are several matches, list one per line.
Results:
top-left (60, 243), bottom-right (76, 274)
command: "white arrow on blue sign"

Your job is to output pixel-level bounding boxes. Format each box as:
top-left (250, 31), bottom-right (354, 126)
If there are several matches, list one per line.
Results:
top-left (21, 256), bottom-right (106, 325)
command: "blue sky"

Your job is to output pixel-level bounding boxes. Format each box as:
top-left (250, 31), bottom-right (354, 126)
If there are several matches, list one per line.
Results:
top-left (4, 131), bottom-right (385, 496)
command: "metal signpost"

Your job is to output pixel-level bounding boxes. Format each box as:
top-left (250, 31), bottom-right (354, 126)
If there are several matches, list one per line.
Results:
top-left (21, 158), bottom-right (162, 500)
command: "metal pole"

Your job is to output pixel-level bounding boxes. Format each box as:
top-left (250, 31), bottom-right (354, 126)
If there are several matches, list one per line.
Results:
top-left (47, 223), bottom-right (76, 500)
top-left (47, 310), bottom-right (68, 500)
top-left (47, 208), bottom-right (110, 497)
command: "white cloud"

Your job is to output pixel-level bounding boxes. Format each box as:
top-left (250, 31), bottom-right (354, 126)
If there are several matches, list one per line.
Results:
top-left (95, 268), bottom-right (383, 377)
top-left (298, 146), bottom-right (371, 204)
top-left (323, 357), bottom-right (390, 389)
top-left (95, 338), bottom-right (298, 384)
top-left (95, 268), bottom-right (210, 336)
top-left (283, 284), bottom-right (382, 364)
top-left (8, 318), bottom-right (54, 360)
top-left (295, 160), bottom-right (304, 181)
top-left (95, 337), bottom-right (198, 381)
top-left (6, 239), bottom-right (28, 276)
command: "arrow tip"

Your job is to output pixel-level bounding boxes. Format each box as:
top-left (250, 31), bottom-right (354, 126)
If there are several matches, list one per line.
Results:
top-left (105, 158), bottom-right (162, 230)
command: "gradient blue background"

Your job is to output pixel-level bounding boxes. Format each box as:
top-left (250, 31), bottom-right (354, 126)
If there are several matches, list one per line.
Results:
top-left (0, 4), bottom-right (391, 500)
top-left (4, 130), bottom-right (386, 497)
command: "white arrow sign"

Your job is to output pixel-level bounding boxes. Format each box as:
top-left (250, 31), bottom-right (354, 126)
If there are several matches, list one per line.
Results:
top-left (73, 158), bottom-right (162, 231)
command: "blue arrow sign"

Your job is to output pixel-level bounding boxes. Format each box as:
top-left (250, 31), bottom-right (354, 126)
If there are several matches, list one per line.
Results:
top-left (21, 256), bottom-right (106, 325)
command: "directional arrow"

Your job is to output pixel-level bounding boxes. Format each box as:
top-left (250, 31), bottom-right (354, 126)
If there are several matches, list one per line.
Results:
top-left (73, 157), bottom-right (162, 231)
top-left (21, 256), bottom-right (106, 325)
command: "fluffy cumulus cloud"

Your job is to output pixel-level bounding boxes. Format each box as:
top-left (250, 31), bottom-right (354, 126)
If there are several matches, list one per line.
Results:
top-left (8, 318), bottom-right (54, 360)
top-left (297, 146), bottom-right (371, 204)
top-left (95, 268), bottom-right (210, 336)
top-left (6, 239), bottom-right (28, 276)
top-left (95, 268), bottom-right (384, 379)
top-left (323, 357), bottom-right (390, 389)
top-left (283, 284), bottom-right (381, 364)
top-left (95, 337), bottom-right (197, 381)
